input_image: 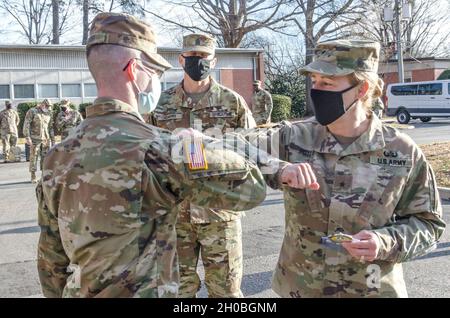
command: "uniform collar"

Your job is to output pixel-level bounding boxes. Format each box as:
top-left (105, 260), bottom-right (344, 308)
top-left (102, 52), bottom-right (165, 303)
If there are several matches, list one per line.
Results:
top-left (86, 97), bottom-right (144, 122)
top-left (313, 114), bottom-right (385, 156)
top-left (175, 76), bottom-right (220, 110)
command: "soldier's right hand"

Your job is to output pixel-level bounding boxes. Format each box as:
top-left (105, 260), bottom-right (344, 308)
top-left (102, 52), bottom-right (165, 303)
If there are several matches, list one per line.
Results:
top-left (25, 137), bottom-right (32, 146)
top-left (280, 163), bottom-right (320, 190)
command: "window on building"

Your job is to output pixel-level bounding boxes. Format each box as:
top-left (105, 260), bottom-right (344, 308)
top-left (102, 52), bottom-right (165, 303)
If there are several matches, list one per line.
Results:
top-left (62, 84), bottom-right (81, 97)
top-left (391, 85), bottom-right (418, 96)
top-left (405, 78), bottom-right (412, 83)
top-left (14, 84), bottom-right (35, 98)
top-left (0, 85), bottom-right (10, 99)
top-left (417, 83), bottom-right (442, 95)
top-left (38, 84), bottom-right (59, 98)
top-left (448, 83), bottom-right (450, 95)
top-left (84, 83), bottom-right (97, 97)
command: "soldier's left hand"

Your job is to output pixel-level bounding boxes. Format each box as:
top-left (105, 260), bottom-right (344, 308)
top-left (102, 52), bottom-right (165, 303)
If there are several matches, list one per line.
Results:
top-left (342, 230), bottom-right (381, 262)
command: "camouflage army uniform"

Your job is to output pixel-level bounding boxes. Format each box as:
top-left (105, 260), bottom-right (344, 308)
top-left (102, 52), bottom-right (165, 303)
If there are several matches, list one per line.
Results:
top-left (252, 84), bottom-right (273, 125)
top-left (243, 116), bottom-right (445, 297)
top-left (0, 103), bottom-right (20, 162)
top-left (37, 97), bottom-right (267, 298)
top-left (372, 97), bottom-right (384, 119)
top-left (152, 70), bottom-right (256, 297)
top-left (56, 103), bottom-right (83, 140)
top-left (23, 103), bottom-right (54, 172)
top-left (242, 39), bottom-right (446, 298)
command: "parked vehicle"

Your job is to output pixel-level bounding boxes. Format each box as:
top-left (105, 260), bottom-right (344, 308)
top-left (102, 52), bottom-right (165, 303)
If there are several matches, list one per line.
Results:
top-left (386, 80), bottom-right (450, 124)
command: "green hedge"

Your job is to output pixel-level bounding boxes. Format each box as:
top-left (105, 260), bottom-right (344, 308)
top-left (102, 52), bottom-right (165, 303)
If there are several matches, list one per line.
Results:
top-left (271, 94), bottom-right (292, 123)
top-left (437, 69), bottom-right (450, 80)
top-left (17, 102), bottom-right (38, 138)
top-left (17, 101), bottom-right (77, 137)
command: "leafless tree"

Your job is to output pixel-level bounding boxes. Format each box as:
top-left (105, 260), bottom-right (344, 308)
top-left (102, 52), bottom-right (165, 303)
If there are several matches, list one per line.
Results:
top-left (348, 0), bottom-right (450, 60)
top-left (142, 0), bottom-right (301, 48)
top-left (78, 0), bottom-right (144, 44)
top-left (81, 0), bottom-right (89, 44)
top-left (52, 0), bottom-right (59, 43)
top-left (403, 0), bottom-right (450, 57)
top-left (0, 0), bottom-right (75, 44)
top-left (243, 33), bottom-right (307, 117)
top-left (0, 0), bottom-right (52, 44)
top-left (287, 0), bottom-right (364, 115)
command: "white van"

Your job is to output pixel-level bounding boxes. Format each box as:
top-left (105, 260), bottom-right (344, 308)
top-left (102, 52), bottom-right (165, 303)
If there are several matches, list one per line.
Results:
top-left (386, 80), bottom-right (450, 124)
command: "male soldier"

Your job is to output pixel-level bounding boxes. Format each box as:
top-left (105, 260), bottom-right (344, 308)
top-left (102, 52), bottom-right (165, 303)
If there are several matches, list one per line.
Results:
top-left (23, 99), bottom-right (54, 183)
top-left (56, 99), bottom-right (83, 139)
top-left (252, 80), bottom-right (273, 125)
top-left (0, 101), bottom-right (20, 163)
top-left (36, 13), bottom-right (269, 298)
top-left (372, 97), bottom-right (384, 119)
top-left (152, 33), bottom-right (256, 298)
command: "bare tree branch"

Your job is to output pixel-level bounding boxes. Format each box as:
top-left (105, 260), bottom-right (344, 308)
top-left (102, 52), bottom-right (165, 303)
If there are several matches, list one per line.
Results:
top-left (142, 0), bottom-right (300, 48)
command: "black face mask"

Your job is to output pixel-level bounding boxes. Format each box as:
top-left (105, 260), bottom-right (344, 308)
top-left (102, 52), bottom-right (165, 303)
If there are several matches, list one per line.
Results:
top-left (6, 105), bottom-right (11, 110)
top-left (61, 107), bottom-right (67, 112)
top-left (182, 55), bottom-right (212, 81)
top-left (310, 84), bottom-right (358, 126)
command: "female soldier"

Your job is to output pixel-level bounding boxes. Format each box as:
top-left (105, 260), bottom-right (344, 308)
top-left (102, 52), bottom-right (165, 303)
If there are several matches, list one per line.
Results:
top-left (246, 40), bottom-right (445, 297)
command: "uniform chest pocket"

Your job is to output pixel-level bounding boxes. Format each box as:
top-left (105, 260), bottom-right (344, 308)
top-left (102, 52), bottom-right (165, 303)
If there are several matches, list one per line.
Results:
top-left (32, 116), bottom-right (44, 130)
top-left (42, 116), bottom-right (51, 126)
top-left (356, 165), bottom-right (410, 229)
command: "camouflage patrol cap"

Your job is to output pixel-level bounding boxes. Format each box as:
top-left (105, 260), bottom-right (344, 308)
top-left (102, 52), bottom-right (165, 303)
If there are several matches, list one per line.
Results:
top-left (41, 99), bottom-right (52, 107)
top-left (5, 100), bottom-right (11, 106)
top-left (87, 12), bottom-right (172, 71)
top-left (300, 39), bottom-right (380, 76)
top-left (253, 80), bottom-right (261, 86)
top-left (182, 33), bottom-right (216, 55)
top-left (60, 99), bottom-right (70, 106)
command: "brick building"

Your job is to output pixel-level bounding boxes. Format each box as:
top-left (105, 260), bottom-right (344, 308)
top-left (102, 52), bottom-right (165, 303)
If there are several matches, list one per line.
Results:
top-left (0, 45), bottom-right (265, 110)
top-left (379, 57), bottom-right (450, 87)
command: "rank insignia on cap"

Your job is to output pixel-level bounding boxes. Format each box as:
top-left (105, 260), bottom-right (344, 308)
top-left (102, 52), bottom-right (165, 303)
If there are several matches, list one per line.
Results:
top-left (184, 137), bottom-right (208, 170)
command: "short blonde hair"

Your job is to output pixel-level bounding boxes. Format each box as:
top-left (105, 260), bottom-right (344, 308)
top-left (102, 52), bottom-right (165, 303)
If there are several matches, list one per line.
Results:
top-left (348, 72), bottom-right (384, 116)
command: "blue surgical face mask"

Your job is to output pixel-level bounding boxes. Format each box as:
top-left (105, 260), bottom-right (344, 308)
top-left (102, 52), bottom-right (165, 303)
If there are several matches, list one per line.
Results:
top-left (133, 71), bottom-right (161, 115)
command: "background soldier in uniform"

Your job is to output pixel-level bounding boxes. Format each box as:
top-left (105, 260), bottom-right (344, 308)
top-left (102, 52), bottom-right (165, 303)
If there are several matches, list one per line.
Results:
top-left (23, 99), bottom-right (54, 183)
top-left (36, 13), bottom-right (268, 298)
top-left (372, 97), bottom-right (384, 118)
top-left (152, 34), bottom-right (256, 298)
top-left (251, 80), bottom-right (273, 125)
top-left (56, 99), bottom-right (83, 140)
top-left (0, 100), bottom-right (20, 163)
top-left (243, 39), bottom-right (445, 297)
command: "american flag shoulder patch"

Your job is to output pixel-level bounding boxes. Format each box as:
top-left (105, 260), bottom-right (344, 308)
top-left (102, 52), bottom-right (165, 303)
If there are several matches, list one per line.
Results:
top-left (184, 137), bottom-right (208, 170)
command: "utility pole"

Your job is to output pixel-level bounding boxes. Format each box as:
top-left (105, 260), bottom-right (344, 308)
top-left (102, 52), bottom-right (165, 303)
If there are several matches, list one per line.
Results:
top-left (394, 0), bottom-right (405, 83)
top-left (384, 1), bottom-right (411, 83)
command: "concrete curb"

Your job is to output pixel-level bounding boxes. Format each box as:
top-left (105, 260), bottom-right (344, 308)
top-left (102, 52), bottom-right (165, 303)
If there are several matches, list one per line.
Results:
top-left (438, 187), bottom-right (450, 201)
top-left (382, 120), bottom-right (415, 129)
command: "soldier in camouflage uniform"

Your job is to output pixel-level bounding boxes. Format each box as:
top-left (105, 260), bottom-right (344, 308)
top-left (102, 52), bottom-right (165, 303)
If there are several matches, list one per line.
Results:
top-left (372, 97), bottom-right (384, 119)
top-left (243, 39), bottom-right (445, 297)
top-left (151, 34), bottom-right (256, 298)
top-left (0, 100), bottom-right (20, 163)
top-left (36, 13), bottom-right (268, 298)
top-left (23, 99), bottom-right (54, 183)
top-left (252, 80), bottom-right (273, 125)
top-left (56, 99), bottom-right (83, 139)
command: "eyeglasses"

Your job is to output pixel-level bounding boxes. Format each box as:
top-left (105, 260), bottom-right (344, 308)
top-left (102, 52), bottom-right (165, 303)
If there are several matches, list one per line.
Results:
top-left (122, 58), bottom-right (163, 79)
